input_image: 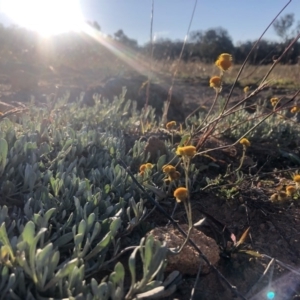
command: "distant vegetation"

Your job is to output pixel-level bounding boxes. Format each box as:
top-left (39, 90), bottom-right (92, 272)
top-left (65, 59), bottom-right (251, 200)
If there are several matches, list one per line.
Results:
top-left (0, 13), bottom-right (299, 73)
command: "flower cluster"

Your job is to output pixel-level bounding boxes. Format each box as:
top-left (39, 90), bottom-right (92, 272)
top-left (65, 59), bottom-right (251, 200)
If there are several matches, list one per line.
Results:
top-left (243, 86), bottom-right (249, 94)
top-left (166, 121), bottom-right (176, 130)
top-left (162, 164), bottom-right (180, 181)
top-left (215, 53), bottom-right (232, 72)
top-left (286, 185), bottom-right (297, 196)
top-left (173, 187), bottom-right (188, 203)
top-left (209, 76), bottom-right (222, 89)
top-left (239, 138), bottom-right (250, 148)
top-left (139, 163), bottom-right (153, 176)
top-left (291, 106), bottom-right (300, 114)
top-left (270, 97), bottom-right (279, 107)
top-left (176, 145), bottom-right (196, 157)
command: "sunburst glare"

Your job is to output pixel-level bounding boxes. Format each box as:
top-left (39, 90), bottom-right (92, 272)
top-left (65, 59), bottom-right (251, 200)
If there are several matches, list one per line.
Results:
top-left (1, 0), bottom-right (85, 36)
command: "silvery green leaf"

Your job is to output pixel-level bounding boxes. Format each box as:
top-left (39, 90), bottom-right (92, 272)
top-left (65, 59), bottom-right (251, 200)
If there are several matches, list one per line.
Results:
top-left (90, 278), bottom-right (99, 295)
top-left (68, 266), bottom-right (80, 289)
top-left (78, 220), bottom-right (87, 236)
top-left (44, 208), bottom-right (56, 224)
top-left (86, 213), bottom-right (95, 233)
top-left (98, 282), bottom-right (109, 300)
top-left (84, 232), bottom-right (111, 261)
top-left (0, 205), bottom-right (8, 223)
top-left (128, 246), bottom-right (139, 287)
top-left (163, 271), bottom-right (181, 288)
top-left (193, 217), bottom-right (207, 227)
top-left (53, 232), bottom-right (73, 248)
top-left (0, 266), bottom-right (9, 290)
top-left (0, 138), bottom-right (8, 176)
top-left (90, 222), bottom-right (101, 241)
top-left (21, 221), bottom-right (35, 244)
top-left (2, 273), bottom-right (16, 296)
top-left (74, 233), bottom-right (84, 247)
top-left (144, 235), bottom-right (154, 271)
top-left (40, 265), bottom-right (49, 289)
top-left (112, 262), bottom-right (125, 284)
top-left (156, 154), bottom-right (166, 172)
top-left (48, 251), bottom-right (60, 275)
top-left (29, 228), bottom-right (47, 282)
top-left (135, 286), bottom-right (165, 299)
top-left (44, 258), bottom-right (78, 291)
top-left (36, 243), bottom-right (53, 271)
top-left (110, 218), bottom-right (121, 236)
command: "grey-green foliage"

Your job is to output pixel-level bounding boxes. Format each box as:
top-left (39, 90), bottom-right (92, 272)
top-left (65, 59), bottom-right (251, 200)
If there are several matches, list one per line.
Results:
top-left (0, 93), bottom-right (175, 299)
top-left (188, 95), bottom-right (300, 147)
top-left (211, 104), bottom-right (300, 147)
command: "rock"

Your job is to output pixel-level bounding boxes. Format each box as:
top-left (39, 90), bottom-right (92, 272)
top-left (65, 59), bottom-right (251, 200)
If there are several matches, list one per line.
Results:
top-left (149, 224), bottom-right (220, 275)
top-left (82, 75), bottom-right (185, 120)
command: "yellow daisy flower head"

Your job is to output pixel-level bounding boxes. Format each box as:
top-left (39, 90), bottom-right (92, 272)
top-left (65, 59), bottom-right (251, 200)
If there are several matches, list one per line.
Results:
top-left (216, 59), bottom-right (232, 71)
top-left (291, 106), bottom-right (300, 114)
top-left (166, 121), bottom-right (176, 130)
top-left (145, 163), bottom-right (153, 169)
top-left (209, 76), bottom-right (222, 89)
top-left (270, 98), bottom-right (279, 107)
top-left (293, 174), bottom-right (300, 183)
top-left (286, 185), bottom-right (296, 196)
top-left (174, 187), bottom-right (188, 203)
top-left (239, 138), bottom-right (250, 148)
top-left (243, 86), bottom-right (249, 94)
top-left (215, 54), bottom-right (232, 72)
top-left (217, 53), bottom-right (232, 61)
top-left (139, 164), bottom-right (147, 172)
top-left (139, 163), bottom-right (153, 173)
top-left (270, 193), bottom-right (278, 202)
top-left (176, 145), bottom-right (197, 157)
top-left (162, 164), bottom-right (176, 174)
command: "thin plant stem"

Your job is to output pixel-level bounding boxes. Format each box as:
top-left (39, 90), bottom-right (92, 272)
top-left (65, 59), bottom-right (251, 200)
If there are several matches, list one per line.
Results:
top-left (162, 0), bottom-right (198, 124)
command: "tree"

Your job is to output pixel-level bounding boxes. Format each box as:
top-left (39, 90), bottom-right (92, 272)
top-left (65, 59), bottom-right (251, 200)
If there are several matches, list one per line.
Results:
top-left (86, 20), bottom-right (101, 31)
top-left (114, 29), bottom-right (138, 49)
top-left (190, 27), bottom-right (234, 62)
top-left (273, 13), bottom-right (294, 41)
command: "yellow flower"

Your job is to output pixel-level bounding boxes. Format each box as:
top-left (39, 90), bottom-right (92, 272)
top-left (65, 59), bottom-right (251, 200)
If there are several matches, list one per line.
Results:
top-left (239, 138), bottom-right (250, 147)
top-left (174, 187), bottom-right (188, 203)
top-left (286, 185), bottom-right (296, 196)
top-left (270, 193), bottom-right (278, 202)
top-left (215, 53), bottom-right (232, 72)
top-left (176, 146), bottom-right (196, 157)
top-left (270, 97), bottom-right (279, 107)
top-left (162, 165), bottom-right (180, 181)
top-left (290, 106), bottom-right (300, 114)
top-left (145, 163), bottom-right (153, 169)
top-left (293, 174), bottom-right (300, 183)
top-left (139, 163), bottom-right (153, 173)
top-left (209, 76), bottom-right (222, 89)
top-left (217, 53), bottom-right (232, 61)
top-left (243, 86), bottom-right (249, 94)
top-left (162, 165), bottom-right (176, 174)
top-left (166, 121), bottom-right (176, 130)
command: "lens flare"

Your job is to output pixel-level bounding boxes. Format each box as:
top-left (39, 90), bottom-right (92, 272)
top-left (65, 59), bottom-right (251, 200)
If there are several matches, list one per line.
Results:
top-left (1, 0), bottom-right (84, 36)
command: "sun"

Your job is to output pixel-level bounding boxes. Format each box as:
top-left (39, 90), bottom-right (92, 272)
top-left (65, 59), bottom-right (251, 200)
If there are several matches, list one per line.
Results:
top-left (1, 0), bottom-right (85, 36)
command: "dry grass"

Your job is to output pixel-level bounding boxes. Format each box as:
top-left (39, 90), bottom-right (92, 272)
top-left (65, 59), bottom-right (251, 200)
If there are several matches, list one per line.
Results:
top-left (153, 60), bottom-right (300, 89)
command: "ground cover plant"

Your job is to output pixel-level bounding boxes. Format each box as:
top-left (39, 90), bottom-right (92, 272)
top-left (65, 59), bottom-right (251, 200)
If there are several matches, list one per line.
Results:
top-left (0, 1), bottom-right (300, 300)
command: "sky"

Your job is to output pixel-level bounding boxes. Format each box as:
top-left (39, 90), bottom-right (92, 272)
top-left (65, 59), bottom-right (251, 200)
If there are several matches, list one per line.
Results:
top-left (0, 0), bottom-right (299, 45)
